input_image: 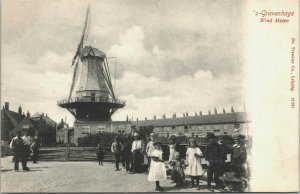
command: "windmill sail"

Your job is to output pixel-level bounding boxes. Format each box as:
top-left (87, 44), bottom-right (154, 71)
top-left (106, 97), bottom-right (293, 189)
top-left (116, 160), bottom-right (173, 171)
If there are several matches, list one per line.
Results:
top-left (69, 4), bottom-right (90, 99)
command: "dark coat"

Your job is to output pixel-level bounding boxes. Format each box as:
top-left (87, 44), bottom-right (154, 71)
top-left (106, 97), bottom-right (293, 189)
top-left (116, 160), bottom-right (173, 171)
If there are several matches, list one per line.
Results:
top-left (232, 144), bottom-right (247, 165)
top-left (205, 138), bottom-right (221, 162)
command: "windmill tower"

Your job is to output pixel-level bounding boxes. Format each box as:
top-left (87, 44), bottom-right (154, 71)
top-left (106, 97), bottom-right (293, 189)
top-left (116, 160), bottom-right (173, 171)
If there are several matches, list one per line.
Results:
top-left (57, 5), bottom-right (126, 144)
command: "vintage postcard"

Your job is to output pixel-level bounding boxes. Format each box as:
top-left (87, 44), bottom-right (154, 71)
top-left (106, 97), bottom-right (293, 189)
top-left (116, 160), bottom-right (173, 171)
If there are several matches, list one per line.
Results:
top-left (1, 0), bottom-right (299, 192)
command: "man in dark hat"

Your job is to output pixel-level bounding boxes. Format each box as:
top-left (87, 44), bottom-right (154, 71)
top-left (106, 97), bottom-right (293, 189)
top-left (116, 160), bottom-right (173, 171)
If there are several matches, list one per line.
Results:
top-left (205, 132), bottom-right (223, 189)
top-left (232, 134), bottom-right (247, 178)
top-left (10, 131), bottom-right (26, 171)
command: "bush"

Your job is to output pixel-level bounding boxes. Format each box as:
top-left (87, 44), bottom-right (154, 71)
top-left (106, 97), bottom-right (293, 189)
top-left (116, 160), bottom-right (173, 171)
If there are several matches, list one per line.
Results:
top-left (1, 143), bottom-right (13, 157)
top-left (78, 132), bottom-right (127, 147)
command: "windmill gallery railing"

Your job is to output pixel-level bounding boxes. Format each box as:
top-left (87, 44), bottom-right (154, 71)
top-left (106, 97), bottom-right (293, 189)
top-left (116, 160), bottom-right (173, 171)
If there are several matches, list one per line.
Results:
top-left (57, 97), bottom-right (126, 106)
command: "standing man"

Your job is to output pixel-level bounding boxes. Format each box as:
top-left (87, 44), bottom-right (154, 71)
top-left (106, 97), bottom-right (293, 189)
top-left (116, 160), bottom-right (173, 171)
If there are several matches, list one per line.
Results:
top-left (205, 132), bottom-right (222, 189)
top-left (232, 135), bottom-right (247, 178)
top-left (131, 132), bottom-right (144, 173)
top-left (146, 133), bottom-right (156, 170)
top-left (111, 137), bottom-right (122, 171)
top-left (111, 136), bottom-right (122, 171)
top-left (10, 131), bottom-right (26, 171)
top-left (22, 131), bottom-right (32, 170)
top-left (124, 125), bottom-right (136, 173)
top-left (31, 138), bottom-right (40, 163)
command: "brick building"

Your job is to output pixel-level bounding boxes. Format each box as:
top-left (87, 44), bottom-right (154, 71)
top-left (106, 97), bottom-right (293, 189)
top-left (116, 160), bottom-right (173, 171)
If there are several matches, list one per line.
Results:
top-left (133, 110), bottom-right (249, 138)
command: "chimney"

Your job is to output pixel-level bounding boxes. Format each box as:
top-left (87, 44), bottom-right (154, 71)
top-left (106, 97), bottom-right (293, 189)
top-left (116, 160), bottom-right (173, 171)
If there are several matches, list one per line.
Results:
top-left (231, 106), bottom-right (234, 113)
top-left (136, 118), bottom-right (139, 122)
top-left (4, 102), bottom-right (9, 110)
top-left (183, 113), bottom-right (185, 117)
top-left (195, 112), bottom-right (197, 116)
top-left (214, 108), bottom-right (217, 114)
top-left (18, 106), bottom-right (22, 115)
top-left (26, 111), bottom-right (30, 118)
top-left (145, 117), bottom-right (147, 121)
top-left (174, 113), bottom-right (176, 118)
top-left (162, 114), bottom-right (166, 119)
top-left (126, 115), bottom-right (129, 122)
top-left (199, 111), bottom-right (202, 116)
top-left (21, 112), bottom-right (25, 119)
top-left (208, 110), bottom-right (211, 115)
top-left (186, 112), bottom-right (188, 117)
top-left (223, 108), bottom-right (226, 114)
top-left (154, 115), bottom-right (156, 120)
top-left (42, 112), bottom-right (45, 117)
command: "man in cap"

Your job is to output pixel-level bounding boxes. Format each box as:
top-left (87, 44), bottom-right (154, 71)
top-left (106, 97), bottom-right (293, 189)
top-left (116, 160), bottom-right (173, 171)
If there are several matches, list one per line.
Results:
top-left (111, 136), bottom-right (122, 171)
top-left (205, 132), bottom-right (222, 189)
top-left (10, 131), bottom-right (26, 171)
top-left (232, 134), bottom-right (247, 178)
top-left (131, 132), bottom-right (144, 173)
top-left (146, 133), bottom-right (156, 170)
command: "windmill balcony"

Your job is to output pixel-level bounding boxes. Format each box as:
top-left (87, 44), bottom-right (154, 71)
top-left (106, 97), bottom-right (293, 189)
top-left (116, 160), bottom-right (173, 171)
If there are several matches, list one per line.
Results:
top-left (57, 96), bottom-right (126, 106)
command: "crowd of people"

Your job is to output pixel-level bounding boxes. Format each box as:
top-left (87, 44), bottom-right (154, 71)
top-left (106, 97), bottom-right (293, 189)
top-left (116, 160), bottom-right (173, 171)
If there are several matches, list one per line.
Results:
top-left (9, 127), bottom-right (248, 191)
top-left (9, 130), bottom-right (40, 172)
top-left (103, 126), bottom-right (248, 191)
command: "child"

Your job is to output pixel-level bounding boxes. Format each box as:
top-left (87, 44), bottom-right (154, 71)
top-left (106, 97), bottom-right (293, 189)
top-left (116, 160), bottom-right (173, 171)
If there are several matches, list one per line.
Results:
top-left (148, 141), bottom-right (166, 191)
top-left (186, 138), bottom-right (203, 190)
top-left (96, 143), bottom-right (104, 166)
top-left (146, 133), bottom-right (156, 170)
top-left (169, 152), bottom-right (186, 187)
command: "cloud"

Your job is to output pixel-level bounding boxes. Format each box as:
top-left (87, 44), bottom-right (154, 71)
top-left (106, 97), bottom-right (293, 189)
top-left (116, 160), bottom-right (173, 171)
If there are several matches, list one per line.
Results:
top-left (112, 69), bottom-right (245, 121)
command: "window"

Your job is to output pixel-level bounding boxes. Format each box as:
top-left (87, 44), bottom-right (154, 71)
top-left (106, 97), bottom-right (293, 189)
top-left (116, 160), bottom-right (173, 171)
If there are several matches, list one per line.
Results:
top-left (184, 125), bottom-right (188, 129)
top-left (223, 125), bottom-right (228, 130)
top-left (224, 132), bottom-right (227, 135)
top-left (192, 132), bottom-right (195, 137)
top-left (91, 93), bottom-right (96, 102)
top-left (167, 133), bottom-right (170, 137)
top-left (234, 123), bottom-right (240, 129)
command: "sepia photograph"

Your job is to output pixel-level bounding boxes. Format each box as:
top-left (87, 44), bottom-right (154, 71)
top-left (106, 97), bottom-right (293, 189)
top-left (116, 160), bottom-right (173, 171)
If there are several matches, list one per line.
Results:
top-left (1, 0), bottom-right (299, 192)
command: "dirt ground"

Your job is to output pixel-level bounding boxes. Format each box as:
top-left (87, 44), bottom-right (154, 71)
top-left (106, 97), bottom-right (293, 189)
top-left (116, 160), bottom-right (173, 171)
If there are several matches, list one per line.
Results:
top-left (1, 156), bottom-right (221, 192)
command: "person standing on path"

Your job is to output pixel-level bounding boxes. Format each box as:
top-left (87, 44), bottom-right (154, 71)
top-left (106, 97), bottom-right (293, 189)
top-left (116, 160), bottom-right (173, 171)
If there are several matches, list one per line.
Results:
top-left (146, 133), bottom-right (156, 170)
top-left (96, 143), bottom-right (104, 166)
top-left (125, 125), bottom-right (136, 173)
top-left (131, 132), bottom-right (144, 173)
top-left (10, 131), bottom-right (27, 171)
top-left (22, 131), bottom-right (32, 170)
top-left (186, 138), bottom-right (203, 190)
top-left (111, 137), bottom-right (122, 171)
top-left (148, 141), bottom-right (167, 191)
top-left (205, 132), bottom-right (223, 189)
top-left (30, 138), bottom-right (40, 163)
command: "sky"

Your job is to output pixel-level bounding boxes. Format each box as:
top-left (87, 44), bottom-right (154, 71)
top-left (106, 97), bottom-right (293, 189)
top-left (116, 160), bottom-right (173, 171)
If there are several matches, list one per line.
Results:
top-left (2, 0), bottom-right (247, 125)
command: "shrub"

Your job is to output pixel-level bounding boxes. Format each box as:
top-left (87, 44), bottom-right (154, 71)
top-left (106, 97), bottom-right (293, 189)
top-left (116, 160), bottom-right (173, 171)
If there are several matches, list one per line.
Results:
top-left (1, 143), bottom-right (13, 157)
top-left (78, 132), bottom-right (127, 147)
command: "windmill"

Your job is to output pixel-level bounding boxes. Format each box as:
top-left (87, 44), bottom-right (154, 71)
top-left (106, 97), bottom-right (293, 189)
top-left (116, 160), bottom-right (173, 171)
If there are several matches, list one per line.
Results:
top-left (57, 5), bottom-right (125, 122)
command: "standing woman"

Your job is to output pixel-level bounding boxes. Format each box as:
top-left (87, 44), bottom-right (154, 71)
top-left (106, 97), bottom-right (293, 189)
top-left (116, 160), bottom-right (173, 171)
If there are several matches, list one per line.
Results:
top-left (186, 138), bottom-right (203, 190)
top-left (148, 141), bottom-right (167, 191)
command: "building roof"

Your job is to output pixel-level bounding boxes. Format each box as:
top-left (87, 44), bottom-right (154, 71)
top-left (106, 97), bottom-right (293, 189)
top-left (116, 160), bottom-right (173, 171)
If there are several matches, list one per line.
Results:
top-left (1, 109), bottom-right (23, 127)
top-left (82, 46), bottom-right (106, 59)
top-left (10, 117), bottom-right (56, 137)
top-left (133, 112), bottom-right (248, 128)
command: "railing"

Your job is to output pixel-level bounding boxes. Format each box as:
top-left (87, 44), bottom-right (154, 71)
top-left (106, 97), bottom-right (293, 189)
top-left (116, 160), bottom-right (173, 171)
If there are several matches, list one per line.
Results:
top-left (57, 97), bottom-right (126, 105)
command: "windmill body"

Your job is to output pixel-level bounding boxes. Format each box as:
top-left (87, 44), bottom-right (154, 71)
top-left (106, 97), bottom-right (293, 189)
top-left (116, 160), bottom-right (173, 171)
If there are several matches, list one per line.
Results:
top-left (58, 46), bottom-right (125, 122)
